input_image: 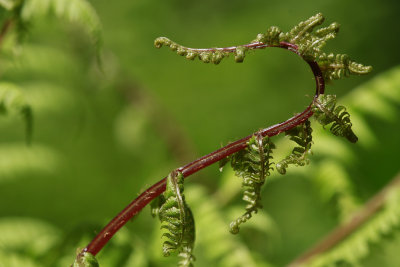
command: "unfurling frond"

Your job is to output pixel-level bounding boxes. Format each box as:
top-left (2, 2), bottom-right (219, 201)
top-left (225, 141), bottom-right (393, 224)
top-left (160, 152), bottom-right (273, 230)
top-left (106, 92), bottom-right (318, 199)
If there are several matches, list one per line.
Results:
top-left (152, 170), bottom-right (195, 267)
top-left (229, 134), bottom-right (275, 234)
top-left (276, 120), bottom-right (313, 175)
top-left (155, 13), bottom-right (371, 81)
top-left (154, 37), bottom-right (235, 65)
top-left (0, 82), bottom-right (33, 144)
top-left (312, 94), bottom-right (358, 143)
top-left (317, 53), bottom-right (373, 81)
top-left (73, 251), bottom-right (99, 267)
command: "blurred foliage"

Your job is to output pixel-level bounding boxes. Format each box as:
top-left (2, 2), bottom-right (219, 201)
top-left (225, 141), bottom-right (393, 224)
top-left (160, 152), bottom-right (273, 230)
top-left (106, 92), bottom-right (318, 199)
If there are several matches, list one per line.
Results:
top-left (0, 0), bottom-right (400, 266)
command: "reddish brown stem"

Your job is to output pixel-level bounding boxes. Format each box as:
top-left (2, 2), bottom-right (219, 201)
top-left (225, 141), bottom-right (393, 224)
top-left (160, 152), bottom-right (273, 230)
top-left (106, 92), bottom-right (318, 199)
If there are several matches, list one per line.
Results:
top-left (82, 42), bottom-right (325, 257)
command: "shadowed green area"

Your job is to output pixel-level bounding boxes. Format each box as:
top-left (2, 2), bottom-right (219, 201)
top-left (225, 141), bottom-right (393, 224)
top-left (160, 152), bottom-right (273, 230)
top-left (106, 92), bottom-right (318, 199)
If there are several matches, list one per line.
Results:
top-left (0, 0), bottom-right (400, 266)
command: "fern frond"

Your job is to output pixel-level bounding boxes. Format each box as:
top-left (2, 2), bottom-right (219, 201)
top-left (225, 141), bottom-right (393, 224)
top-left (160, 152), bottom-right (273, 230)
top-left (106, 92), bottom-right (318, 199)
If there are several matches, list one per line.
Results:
top-left (312, 94), bottom-right (358, 143)
top-left (0, 82), bottom-right (33, 144)
top-left (20, 0), bottom-right (102, 54)
top-left (73, 251), bottom-right (99, 267)
top-left (276, 120), bottom-right (313, 175)
top-left (252, 26), bottom-right (282, 45)
top-left (157, 170), bottom-right (196, 266)
top-left (308, 185), bottom-right (400, 267)
top-left (229, 134), bottom-right (275, 234)
top-left (317, 53), bottom-right (373, 81)
top-left (155, 13), bottom-right (371, 81)
top-left (154, 37), bottom-right (234, 65)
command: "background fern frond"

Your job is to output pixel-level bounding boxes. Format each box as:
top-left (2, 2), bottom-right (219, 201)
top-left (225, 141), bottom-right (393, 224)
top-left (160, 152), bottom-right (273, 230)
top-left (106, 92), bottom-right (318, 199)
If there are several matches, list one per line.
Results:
top-left (306, 178), bottom-right (400, 267)
top-left (19, 0), bottom-right (102, 54)
top-left (0, 82), bottom-right (33, 144)
top-left (229, 134), bottom-right (274, 234)
top-left (312, 94), bottom-right (358, 143)
top-left (276, 120), bottom-right (312, 175)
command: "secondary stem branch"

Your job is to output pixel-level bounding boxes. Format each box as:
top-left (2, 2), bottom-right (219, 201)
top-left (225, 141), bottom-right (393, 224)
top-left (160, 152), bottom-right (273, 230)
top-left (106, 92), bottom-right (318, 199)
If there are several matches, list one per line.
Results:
top-left (82, 42), bottom-right (325, 257)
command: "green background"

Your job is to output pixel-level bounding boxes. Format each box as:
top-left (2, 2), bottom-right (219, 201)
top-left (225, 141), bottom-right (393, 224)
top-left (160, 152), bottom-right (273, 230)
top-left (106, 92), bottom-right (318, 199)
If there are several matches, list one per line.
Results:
top-left (0, 0), bottom-right (400, 266)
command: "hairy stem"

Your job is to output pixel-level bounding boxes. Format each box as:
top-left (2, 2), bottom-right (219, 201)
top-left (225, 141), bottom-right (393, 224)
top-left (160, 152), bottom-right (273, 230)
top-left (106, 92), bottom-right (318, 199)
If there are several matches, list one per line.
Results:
top-left (288, 172), bottom-right (400, 267)
top-left (81, 42), bottom-right (325, 257)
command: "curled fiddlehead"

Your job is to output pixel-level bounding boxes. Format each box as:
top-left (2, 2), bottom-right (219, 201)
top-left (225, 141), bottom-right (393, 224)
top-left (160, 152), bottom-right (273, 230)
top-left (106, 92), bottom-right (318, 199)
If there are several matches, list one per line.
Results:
top-left (276, 120), bottom-right (313, 175)
top-left (151, 170), bottom-right (195, 267)
top-left (229, 134), bottom-right (275, 234)
top-left (312, 94), bottom-right (358, 143)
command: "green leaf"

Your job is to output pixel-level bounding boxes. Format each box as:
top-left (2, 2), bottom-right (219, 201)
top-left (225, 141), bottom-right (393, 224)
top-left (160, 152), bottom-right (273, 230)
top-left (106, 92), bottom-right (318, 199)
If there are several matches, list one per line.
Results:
top-left (230, 134), bottom-right (274, 234)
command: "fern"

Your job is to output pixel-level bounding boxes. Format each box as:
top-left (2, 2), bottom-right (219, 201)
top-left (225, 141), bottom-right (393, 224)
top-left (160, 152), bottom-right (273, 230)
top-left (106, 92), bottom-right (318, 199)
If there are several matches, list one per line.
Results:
top-left (312, 94), bottom-right (358, 143)
top-left (152, 170), bottom-right (196, 267)
top-left (276, 119), bottom-right (313, 175)
top-left (0, 0), bottom-right (102, 55)
top-left (154, 13), bottom-right (372, 82)
top-left (229, 134), bottom-right (274, 234)
top-left (307, 184), bottom-right (400, 267)
top-left (317, 53), bottom-right (373, 81)
top-left (0, 82), bottom-right (33, 144)
top-left (181, 185), bottom-right (275, 267)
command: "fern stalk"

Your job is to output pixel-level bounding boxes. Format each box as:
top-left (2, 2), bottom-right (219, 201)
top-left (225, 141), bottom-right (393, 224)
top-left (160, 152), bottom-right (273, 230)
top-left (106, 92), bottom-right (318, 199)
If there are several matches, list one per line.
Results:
top-left (81, 40), bottom-right (325, 258)
top-left (79, 14), bottom-right (371, 262)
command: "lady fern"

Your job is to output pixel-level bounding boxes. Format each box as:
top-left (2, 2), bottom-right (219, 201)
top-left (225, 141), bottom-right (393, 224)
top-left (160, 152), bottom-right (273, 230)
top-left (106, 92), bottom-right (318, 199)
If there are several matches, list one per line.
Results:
top-left (229, 134), bottom-right (274, 234)
top-left (152, 170), bottom-right (196, 267)
top-left (76, 13), bottom-right (374, 267)
top-left (312, 94), bottom-right (358, 143)
top-left (276, 119), bottom-right (313, 175)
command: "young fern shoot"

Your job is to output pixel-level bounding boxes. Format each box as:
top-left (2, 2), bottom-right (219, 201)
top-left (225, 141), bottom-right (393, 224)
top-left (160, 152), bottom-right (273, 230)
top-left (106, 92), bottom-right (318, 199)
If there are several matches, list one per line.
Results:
top-left (312, 94), bottom-right (358, 143)
top-left (152, 170), bottom-right (196, 267)
top-left (77, 13), bottom-right (372, 267)
top-left (276, 120), bottom-right (313, 175)
top-left (229, 134), bottom-right (275, 234)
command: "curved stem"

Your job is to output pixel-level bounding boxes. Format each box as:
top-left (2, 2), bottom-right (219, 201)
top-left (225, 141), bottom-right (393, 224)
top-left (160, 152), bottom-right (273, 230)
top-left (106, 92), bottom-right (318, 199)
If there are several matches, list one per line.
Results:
top-left (82, 42), bottom-right (325, 257)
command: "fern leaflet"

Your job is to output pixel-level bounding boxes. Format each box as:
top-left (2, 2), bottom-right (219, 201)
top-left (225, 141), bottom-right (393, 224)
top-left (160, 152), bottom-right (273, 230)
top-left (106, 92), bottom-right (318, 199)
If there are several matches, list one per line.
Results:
top-left (276, 119), bottom-right (313, 175)
top-left (229, 134), bottom-right (274, 234)
top-left (152, 170), bottom-right (196, 267)
top-left (312, 94), bottom-right (358, 143)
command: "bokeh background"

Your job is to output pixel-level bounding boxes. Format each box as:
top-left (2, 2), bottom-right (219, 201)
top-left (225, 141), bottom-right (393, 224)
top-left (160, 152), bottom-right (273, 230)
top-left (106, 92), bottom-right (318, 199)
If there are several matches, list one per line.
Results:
top-left (1, 0), bottom-right (400, 266)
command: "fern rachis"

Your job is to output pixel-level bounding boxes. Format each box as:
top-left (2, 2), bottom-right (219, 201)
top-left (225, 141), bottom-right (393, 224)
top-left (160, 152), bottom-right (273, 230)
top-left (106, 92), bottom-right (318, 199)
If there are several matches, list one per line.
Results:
top-left (72, 13), bottom-right (372, 266)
